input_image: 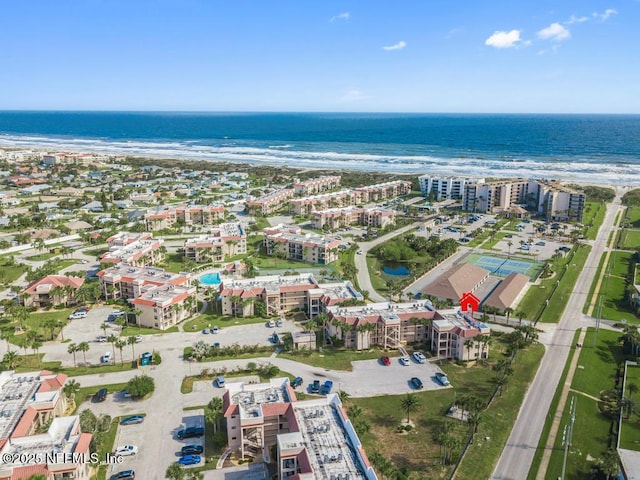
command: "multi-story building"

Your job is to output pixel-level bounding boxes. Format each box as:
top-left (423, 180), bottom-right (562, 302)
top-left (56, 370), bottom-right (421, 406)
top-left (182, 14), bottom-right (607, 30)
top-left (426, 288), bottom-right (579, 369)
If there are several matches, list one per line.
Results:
top-left (105, 232), bottom-right (154, 247)
top-left (246, 189), bottom-right (295, 216)
top-left (290, 180), bottom-right (412, 216)
top-left (460, 178), bottom-right (586, 221)
top-left (145, 205), bottom-right (225, 231)
top-left (21, 275), bottom-right (85, 309)
top-left (264, 226), bottom-right (341, 265)
top-left (97, 265), bottom-right (191, 301)
top-left (431, 310), bottom-right (491, 360)
top-left (218, 274), bottom-right (362, 318)
top-left (100, 235), bottom-right (165, 267)
top-left (293, 175), bottom-right (341, 196)
top-left (326, 301), bottom-right (491, 360)
top-left (223, 378), bottom-right (377, 480)
top-left (131, 283), bottom-right (197, 330)
top-left (312, 206), bottom-right (396, 230)
top-left (183, 222), bottom-right (246, 263)
top-left (418, 175), bottom-right (476, 200)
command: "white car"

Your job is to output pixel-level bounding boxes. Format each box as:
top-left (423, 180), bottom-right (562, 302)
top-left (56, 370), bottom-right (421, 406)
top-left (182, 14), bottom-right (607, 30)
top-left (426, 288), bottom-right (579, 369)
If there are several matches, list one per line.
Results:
top-left (68, 311), bottom-right (87, 320)
top-left (413, 352), bottom-right (427, 364)
top-left (134, 335), bottom-right (142, 343)
top-left (114, 445), bottom-right (138, 456)
top-left (101, 352), bottom-right (112, 364)
top-left (96, 336), bottom-right (107, 343)
top-left (399, 357), bottom-right (410, 366)
top-left (267, 320), bottom-right (276, 328)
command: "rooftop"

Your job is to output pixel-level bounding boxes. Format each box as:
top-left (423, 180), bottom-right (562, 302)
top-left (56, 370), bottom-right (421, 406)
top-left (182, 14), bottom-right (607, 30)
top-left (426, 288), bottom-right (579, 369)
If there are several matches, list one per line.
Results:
top-left (227, 378), bottom-right (292, 420)
top-left (100, 238), bottom-right (164, 264)
top-left (98, 264), bottom-right (188, 285)
top-left (327, 300), bottom-right (436, 326)
top-left (221, 273), bottom-right (317, 294)
top-left (132, 284), bottom-right (196, 308)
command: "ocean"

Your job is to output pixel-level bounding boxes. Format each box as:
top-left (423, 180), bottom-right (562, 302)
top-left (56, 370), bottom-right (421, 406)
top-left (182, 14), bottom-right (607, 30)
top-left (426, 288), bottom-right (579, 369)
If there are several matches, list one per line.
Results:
top-left (0, 111), bottom-right (639, 185)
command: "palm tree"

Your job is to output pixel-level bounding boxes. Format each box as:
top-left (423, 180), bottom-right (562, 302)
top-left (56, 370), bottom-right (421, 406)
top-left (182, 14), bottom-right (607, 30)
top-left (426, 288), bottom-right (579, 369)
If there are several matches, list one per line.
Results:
top-left (400, 393), bottom-right (419, 423)
top-left (504, 307), bottom-right (513, 325)
top-left (31, 339), bottom-right (43, 367)
top-left (629, 383), bottom-right (638, 401)
top-left (107, 334), bottom-right (118, 364)
top-left (165, 462), bottom-right (185, 480)
top-left (206, 397), bottom-right (224, 433)
top-left (186, 472), bottom-right (204, 480)
top-left (63, 379), bottom-right (80, 404)
top-left (77, 342), bottom-right (90, 365)
top-left (127, 336), bottom-right (137, 359)
top-left (338, 390), bottom-right (351, 404)
top-left (115, 339), bottom-right (126, 366)
top-left (68, 343), bottom-right (78, 367)
top-left (2, 351), bottom-right (21, 369)
top-left (464, 339), bottom-right (475, 361)
top-left (100, 323), bottom-right (109, 337)
top-left (507, 241), bottom-right (513, 256)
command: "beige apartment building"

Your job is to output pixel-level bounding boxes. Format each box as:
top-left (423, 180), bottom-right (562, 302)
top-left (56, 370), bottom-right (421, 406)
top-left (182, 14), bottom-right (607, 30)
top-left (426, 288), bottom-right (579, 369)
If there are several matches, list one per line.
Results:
top-left (263, 224), bottom-right (341, 265)
top-left (145, 205), bottom-right (225, 231)
top-left (431, 310), bottom-right (491, 361)
top-left (183, 222), bottom-right (247, 263)
top-left (246, 189), bottom-right (295, 216)
top-left (131, 283), bottom-right (197, 330)
top-left (293, 175), bottom-right (341, 196)
top-left (312, 206), bottom-right (396, 230)
top-left (97, 264), bottom-right (191, 301)
top-left (100, 234), bottom-right (165, 267)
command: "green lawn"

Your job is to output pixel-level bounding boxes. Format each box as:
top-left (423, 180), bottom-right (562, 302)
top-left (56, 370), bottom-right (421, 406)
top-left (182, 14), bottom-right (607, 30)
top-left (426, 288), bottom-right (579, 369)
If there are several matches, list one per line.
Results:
top-left (253, 256), bottom-right (318, 270)
top-left (73, 382), bottom-right (130, 413)
top-left (27, 252), bottom-right (58, 261)
top-left (11, 353), bottom-right (139, 377)
top-left (624, 206), bottom-right (640, 228)
top-left (1, 308), bottom-right (73, 345)
top-left (619, 229), bottom-right (640, 250)
top-left (583, 252), bottom-right (608, 315)
top-left (583, 202), bottom-right (606, 240)
top-left (121, 324), bottom-right (179, 335)
top-left (0, 257), bottom-right (28, 284)
top-left (183, 313), bottom-right (268, 332)
top-left (366, 256), bottom-right (391, 294)
top-left (96, 416), bottom-right (122, 480)
top-left (280, 347), bottom-right (388, 371)
top-left (481, 231), bottom-right (508, 250)
top-left (163, 252), bottom-right (186, 273)
top-left (620, 364), bottom-right (640, 451)
top-left (527, 330), bottom-right (581, 480)
top-left (590, 251), bottom-right (637, 323)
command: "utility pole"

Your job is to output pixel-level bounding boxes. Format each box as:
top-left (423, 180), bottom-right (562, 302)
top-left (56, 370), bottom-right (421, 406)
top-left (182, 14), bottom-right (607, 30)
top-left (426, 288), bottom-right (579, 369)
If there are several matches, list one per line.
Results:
top-left (560, 396), bottom-right (577, 480)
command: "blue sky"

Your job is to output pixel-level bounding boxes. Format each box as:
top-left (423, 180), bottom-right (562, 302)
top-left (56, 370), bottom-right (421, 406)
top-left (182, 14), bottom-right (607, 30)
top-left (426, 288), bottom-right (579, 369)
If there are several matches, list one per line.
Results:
top-left (1, 0), bottom-right (638, 113)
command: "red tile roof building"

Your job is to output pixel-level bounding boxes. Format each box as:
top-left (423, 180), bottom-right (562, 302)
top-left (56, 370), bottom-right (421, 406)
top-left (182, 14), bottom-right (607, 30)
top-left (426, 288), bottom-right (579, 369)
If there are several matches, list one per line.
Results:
top-left (183, 222), bottom-right (246, 263)
top-left (21, 276), bottom-right (85, 309)
top-left (312, 206), bottom-right (396, 230)
top-left (246, 189), bottom-right (295, 216)
top-left (145, 205), bottom-right (225, 231)
top-left (264, 225), bottom-right (342, 265)
top-left (293, 175), bottom-right (341, 196)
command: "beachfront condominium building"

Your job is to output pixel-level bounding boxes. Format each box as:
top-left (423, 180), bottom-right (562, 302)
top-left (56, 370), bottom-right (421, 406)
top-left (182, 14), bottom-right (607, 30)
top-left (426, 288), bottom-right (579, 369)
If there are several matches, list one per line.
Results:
top-left (183, 222), bottom-right (247, 263)
top-left (326, 302), bottom-right (490, 360)
top-left (461, 178), bottom-right (586, 221)
top-left (144, 205), bottom-right (225, 231)
top-left (418, 175), bottom-right (478, 200)
top-left (218, 273), bottom-right (363, 318)
top-left (100, 233), bottom-right (165, 267)
top-left (293, 175), bottom-right (341, 196)
top-left (290, 180), bottom-right (413, 216)
top-left (97, 264), bottom-right (191, 301)
top-left (263, 225), bottom-right (341, 265)
top-left (431, 310), bottom-right (491, 360)
top-left (246, 189), bottom-right (295, 216)
top-left (131, 283), bottom-right (197, 330)
top-left (20, 275), bottom-right (85, 309)
top-left (223, 378), bottom-right (377, 480)
top-left (312, 206), bottom-right (396, 230)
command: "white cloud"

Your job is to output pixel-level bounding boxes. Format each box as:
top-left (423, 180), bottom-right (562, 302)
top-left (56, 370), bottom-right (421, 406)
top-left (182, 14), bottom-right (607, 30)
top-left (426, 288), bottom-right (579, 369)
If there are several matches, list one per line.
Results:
top-left (330, 12), bottom-right (350, 22)
top-left (566, 15), bottom-right (589, 24)
top-left (485, 30), bottom-right (522, 48)
top-left (593, 8), bottom-right (618, 21)
top-left (382, 40), bottom-right (407, 51)
top-left (341, 90), bottom-right (366, 102)
top-left (537, 22), bottom-right (571, 41)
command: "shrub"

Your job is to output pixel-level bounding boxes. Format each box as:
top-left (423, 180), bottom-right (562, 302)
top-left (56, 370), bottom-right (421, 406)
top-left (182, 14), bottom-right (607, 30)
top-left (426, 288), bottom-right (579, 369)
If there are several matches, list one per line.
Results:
top-left (127, 375), bottom-right (155, 398)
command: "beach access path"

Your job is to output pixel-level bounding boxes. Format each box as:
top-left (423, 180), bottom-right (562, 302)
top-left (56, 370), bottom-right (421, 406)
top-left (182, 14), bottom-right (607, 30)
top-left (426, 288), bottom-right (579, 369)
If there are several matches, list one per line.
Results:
top-left (491, 187), bottom-right (625, 480)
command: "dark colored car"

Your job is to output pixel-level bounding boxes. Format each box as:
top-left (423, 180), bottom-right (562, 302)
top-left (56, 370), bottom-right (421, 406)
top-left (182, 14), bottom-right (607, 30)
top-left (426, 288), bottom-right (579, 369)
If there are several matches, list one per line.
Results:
top-left (181, 445), bottom-right (204, 455)
top-left (93, 388), bottom-right (107, 403)
top-left (320, 380), bottom-right (333, 395)
top-left (113, 470), bottom-right (135, 480)
top-left (310, 380), bottom-right (320, 394)
top-left (381, 356), bottom-right (391, 366)
top-left (177, 426), bottom-right (205, 440)
top-left (178, 455), bottom-right (201, 465)
top-left (120, 415), bottom-right (144, 426)
top-left (290, 377), bottom-right (303, 388)
top-left (410, 377), bottom-right (424, 389)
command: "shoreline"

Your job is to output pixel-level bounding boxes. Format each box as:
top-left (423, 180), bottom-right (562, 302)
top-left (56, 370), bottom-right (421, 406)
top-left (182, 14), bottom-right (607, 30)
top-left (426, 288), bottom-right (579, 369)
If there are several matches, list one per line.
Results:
top-left (0, 144), bottom-right (635, 190)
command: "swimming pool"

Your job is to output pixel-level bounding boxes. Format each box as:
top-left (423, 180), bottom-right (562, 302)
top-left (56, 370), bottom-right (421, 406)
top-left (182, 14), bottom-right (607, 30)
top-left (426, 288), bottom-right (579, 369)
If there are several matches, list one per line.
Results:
top-left (199, 272), bottom-right (221, 286)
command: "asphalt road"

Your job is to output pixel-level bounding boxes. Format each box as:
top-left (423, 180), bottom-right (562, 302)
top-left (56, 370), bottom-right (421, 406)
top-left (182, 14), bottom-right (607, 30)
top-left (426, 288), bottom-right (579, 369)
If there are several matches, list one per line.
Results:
top-left (491, 188), bottom-right (625, 479)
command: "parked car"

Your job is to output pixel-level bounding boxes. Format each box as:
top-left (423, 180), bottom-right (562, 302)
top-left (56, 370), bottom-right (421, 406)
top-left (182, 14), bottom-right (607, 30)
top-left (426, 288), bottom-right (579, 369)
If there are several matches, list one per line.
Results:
top-left (535, 241), bottom-right (546, 246)
top-left (310, 380), bottom-right (320, 394)
top-left (410, 377), bottom-right (424, 389)
top-left (96, 336), bottom-right (107, 343)
top-left (291, 377), bottom-right (303, 388)
top-left (114, 445), bottom-right (138, 457)
top-left (134, 335), bottom-right (142, 343)
top-left (177, 426), bottom-right (205, 440)
top-left (276, 319), bottom-right (283, 327)
top-left (101, 352), bottom-right (112, 364)
top-left (113, 470), bottom-right (135, 480)
top-left (178, 455), bottom-right (201, 466)
top-left (435, 372), bottom-right (450, 386)
top-left (92, 388), bottom-right (107, 403)
top-left (74, 306), bottom-right (90, 313)
top-left (69, 311), bottom-right (87, 320)
top-left (181, 445), bottom-right (204, 455)
top-left (121, 389), bottom-right (131, 399)
top-left (381, 356), bottom-right (391, 366)
top-left (267, 320), bottom-right (276, 328)
top-left (120, 415), bottom-right (144, 426)
top-left (211, 326), bottom-right (219, 334)
top-left (412, 352), bottom-right (427, 364)
top-left (202, 328), bottom-right (210, 334)
top-left (399, 357), bottom-right (410, 366)
top-left (320, 380), bottom-right (333, 395)
top-left (215, 376), bottom-right (225, 388)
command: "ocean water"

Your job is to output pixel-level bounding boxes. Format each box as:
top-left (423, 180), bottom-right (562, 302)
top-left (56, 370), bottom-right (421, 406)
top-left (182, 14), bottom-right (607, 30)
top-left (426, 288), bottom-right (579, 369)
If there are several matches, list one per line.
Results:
top-left (0, 112), bottom-right (639, 185)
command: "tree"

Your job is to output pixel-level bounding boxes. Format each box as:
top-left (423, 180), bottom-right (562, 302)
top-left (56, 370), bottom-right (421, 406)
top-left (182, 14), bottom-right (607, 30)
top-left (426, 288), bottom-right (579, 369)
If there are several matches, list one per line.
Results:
top-left (338, 390), bottom-right (351, 403)
top-left (68, 343), bottom-right (78, 367)
top-left (107, 334), bottom-right (118, 364)
top-left (127, 375), bottom-right (155, 398)
top-left (63, 379), bottom-right (81, 404)
top-left (127, 335), bottom-right (138, 359)
top-left (115, 339), bottom-right (126, 366)
top-left (27, 474), bottom-right (48, 480)
top-left (400, 393), bottom-right (419, 423)
top-left (464, 339), bottom-right (475, 361)
top-left (77, 341), bottom-right (90, 365)
top-left (206, 397), bottom-right (224, 433)
top-left (100, 323), bottom-right (109, 337)
top-left (166, 462), bottom-right (185, 480)
top-left (600, 448), bottom-right (620, 480)
top-left (31, 339), bottom-right (43, 366)
top-left (504, 307), bottom-right (514, 325)
top-left (186, 472), bottom-right (204, 480)
top-left (2, 351), bottom-right (21, 369)
top-left (629, 383), bottom-right (638, 400)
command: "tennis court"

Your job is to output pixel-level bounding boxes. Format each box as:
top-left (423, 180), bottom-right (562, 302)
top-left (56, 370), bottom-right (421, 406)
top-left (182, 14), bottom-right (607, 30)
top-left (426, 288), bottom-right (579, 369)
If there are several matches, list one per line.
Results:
top-left (462, 253), bottom-right (543, 280)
